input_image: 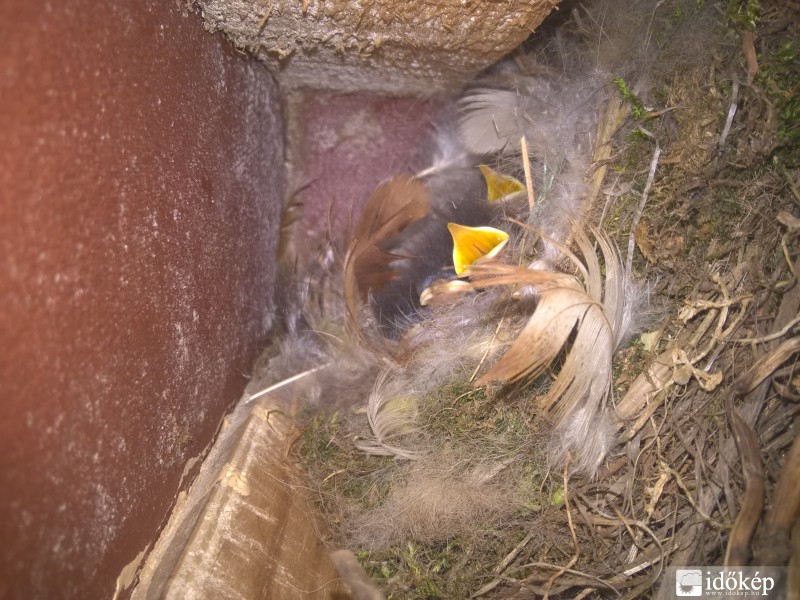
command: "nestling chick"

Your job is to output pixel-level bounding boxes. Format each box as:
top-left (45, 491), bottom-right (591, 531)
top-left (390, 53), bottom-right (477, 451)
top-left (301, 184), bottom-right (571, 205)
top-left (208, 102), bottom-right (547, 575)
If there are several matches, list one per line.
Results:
top-left (368, 164), bottom-right (526, 333)
top-left (334, 72), bottom-right (645, 476)
top-left (265, 71), bottom-right (642, 479)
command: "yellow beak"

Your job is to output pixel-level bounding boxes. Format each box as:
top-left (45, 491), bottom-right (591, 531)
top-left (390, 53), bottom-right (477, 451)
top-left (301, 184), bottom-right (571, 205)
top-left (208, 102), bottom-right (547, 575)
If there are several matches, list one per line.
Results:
top-left (478, 164), bottom-right (525, 202)
top-left (447, 223), bottom-right (509, 276)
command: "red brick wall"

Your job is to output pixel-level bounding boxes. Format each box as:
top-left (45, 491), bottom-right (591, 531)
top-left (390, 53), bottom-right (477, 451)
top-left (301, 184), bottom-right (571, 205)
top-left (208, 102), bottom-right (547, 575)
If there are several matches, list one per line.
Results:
top-left (0, 1), bottom-right (283, 598)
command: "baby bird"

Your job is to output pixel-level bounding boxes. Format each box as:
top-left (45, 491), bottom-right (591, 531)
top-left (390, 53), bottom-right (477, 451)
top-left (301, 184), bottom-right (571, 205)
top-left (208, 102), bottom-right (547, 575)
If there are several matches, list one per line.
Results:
top-left (337, 71), bottom-right (643, 477)
top-left (367, 163), bottom-right (525, 333)
top-left (269, 70), bottom-right (641, 478)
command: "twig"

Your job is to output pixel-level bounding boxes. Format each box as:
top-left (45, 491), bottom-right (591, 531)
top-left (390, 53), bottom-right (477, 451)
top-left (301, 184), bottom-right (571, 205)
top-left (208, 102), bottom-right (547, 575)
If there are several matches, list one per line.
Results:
top-left (495, 532), bottom-right (534, 574)
top-left (543, 460), bottom-right (579, 600)
top-left (734, 336), bottom-right (800, 396)
top-left (643, 0), bottom-right (667, 53)
top-left (610, 506), bottom-right (666, 584)
top-left (520, 136), bottom-right (535, 212)
top-left (513, 562), bottom-right (619, 593)
top-left (320, 469), bottom-right (347, 485)
top-left (626, 131), bottom-right (661, 277)
top-left (257, 3), bottom-right (273, 32)
top-left (776, 159), bottom-right (800, 206)
top-left (246, 364), bottom-right (329, 403)
top-left (470, 578), bottom-right (502, 597)
top-left (661, 462), bottom-right (730, 529)
top-left (781, 235), bottom-right (797, 277)
top-left (733, 312), bottom-right (800, 344)
top-left (599, 173), bottom-right (622, 227)
top-left (591, 94), bottom-right (627, 222)
top-left (470, 314), bottom-right (507, 383)
top-left (618, 549), bottom-right (670, 578)
top-left (743, 32), bottom-right (759, 83)
top-left (472, 533), bottom-right (535, 597)
top-left (723, 393), bottom-right (765, 566)
top-left (718, 81), bottom-right (739, 151)
top-left (667, 256), bottom-right (800, 572)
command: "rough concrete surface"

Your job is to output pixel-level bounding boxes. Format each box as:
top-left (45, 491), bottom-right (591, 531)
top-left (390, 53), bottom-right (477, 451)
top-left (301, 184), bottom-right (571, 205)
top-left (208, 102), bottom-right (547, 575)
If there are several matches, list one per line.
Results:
top-left (196, 0), bottom-right (559, 94)
top-left (286, 92), bottom-right (440, 246)
top-left (0, 1), bottom-right (284, 598)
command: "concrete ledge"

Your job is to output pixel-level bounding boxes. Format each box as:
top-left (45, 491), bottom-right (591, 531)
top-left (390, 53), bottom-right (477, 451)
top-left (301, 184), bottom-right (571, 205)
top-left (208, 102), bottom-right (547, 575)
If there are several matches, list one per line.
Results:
top-left (131, 397), bottom-right (344, 600)
top-left (196, 0), bottom-right (559, 94)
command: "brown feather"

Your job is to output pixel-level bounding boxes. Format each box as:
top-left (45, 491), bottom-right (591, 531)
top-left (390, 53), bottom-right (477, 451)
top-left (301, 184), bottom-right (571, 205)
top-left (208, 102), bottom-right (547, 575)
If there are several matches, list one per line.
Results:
top-left (468, 226), bottom-right (625, 473)
top-left (343, 175), bottom-right (430, 343)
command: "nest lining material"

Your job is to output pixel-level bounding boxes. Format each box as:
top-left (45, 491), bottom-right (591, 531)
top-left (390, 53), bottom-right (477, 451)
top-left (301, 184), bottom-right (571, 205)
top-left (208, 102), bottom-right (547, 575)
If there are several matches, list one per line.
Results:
top-left (247, 0), bottom-right (800, 597)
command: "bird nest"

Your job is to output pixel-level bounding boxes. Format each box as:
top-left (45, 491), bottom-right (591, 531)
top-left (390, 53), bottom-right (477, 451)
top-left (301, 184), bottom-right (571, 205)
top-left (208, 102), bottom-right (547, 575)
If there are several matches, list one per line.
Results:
top-left (256, 0), bottom-right (799, 597)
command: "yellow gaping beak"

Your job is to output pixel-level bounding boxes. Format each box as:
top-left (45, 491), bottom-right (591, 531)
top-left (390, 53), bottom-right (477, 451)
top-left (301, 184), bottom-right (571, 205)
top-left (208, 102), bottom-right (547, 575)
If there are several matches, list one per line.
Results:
top-left (447, 223), bottom-right (509, 276)
top-left (478, 164), bottom-right (525, 202)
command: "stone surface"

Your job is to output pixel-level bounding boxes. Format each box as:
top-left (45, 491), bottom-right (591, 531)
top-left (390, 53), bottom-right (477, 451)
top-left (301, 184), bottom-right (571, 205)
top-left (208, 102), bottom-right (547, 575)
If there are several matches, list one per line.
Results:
top-left (196, 0), bottom-right (559, 94)
top-left (0, 1), bottom-right (283, 598)
top-left (286, 91), bottom-right (440, 246)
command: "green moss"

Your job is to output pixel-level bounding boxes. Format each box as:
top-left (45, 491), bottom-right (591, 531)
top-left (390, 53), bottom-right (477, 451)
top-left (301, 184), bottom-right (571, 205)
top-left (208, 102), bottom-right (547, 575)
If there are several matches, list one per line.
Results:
top-left (726, 0), bottom-right (760, 31)
top-left (300, 411), bottom-right (341, 462)
top-left (359, 540), bottom-right (480, 600)
top-left (613, 77), bottom-right (647, 119)
top-left (492, 409), bottom-right (526, 437)
top-left (757, 39), bottom-right (800, 148)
